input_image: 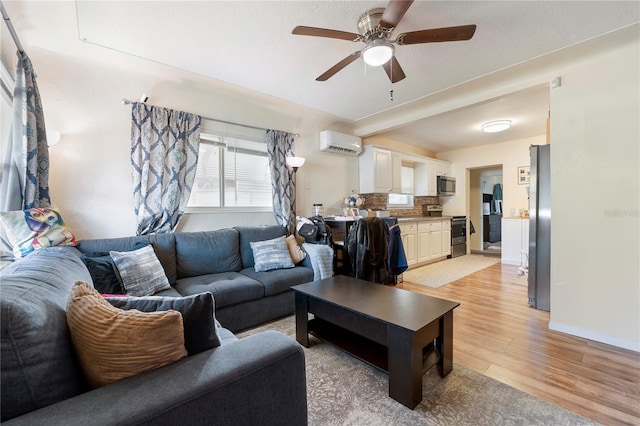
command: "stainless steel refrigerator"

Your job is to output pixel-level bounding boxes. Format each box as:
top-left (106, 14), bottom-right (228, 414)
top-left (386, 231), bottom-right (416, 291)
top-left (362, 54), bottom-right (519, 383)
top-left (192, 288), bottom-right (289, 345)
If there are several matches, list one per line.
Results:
top-left (528, 144), bottom-right (551, 311)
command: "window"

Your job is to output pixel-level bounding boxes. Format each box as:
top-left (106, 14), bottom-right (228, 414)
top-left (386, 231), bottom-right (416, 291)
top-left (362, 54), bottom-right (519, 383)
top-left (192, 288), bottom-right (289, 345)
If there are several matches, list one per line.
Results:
top-left (188, 132), bottom-right (272, 210)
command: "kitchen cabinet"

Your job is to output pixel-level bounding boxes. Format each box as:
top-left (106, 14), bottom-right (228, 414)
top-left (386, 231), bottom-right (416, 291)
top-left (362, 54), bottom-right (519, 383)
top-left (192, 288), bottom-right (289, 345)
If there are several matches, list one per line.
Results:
top-left (402, 218), bottom-right (451, 268)
top-left (442, 220), bottom-right (452, 256)
top-left (399, 221), bottom-right (417, 266)
top-left (501, 218), bottom-right (529, 266)
top-left (414, 159), bottom-right (452, 196)
top-left (418, 220), bottom-right (446, 262)
top-left (359, 145), bottom-right (451, 196)
top-left (417, 222), bottom-right (430, 263)
top-left (391, 152), bottom-right (402, 193)
top-left (359, 146), bottom-right (402, 193)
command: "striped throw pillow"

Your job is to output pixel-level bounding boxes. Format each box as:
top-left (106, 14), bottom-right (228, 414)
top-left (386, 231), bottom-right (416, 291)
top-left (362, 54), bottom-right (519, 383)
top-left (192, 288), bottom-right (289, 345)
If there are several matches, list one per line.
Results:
top-left (66, 281), bottom-right (187, 388)
top-left (250, 236), bottom-right (295, 272)
top-left (110, 245), bottom-right (171, 296)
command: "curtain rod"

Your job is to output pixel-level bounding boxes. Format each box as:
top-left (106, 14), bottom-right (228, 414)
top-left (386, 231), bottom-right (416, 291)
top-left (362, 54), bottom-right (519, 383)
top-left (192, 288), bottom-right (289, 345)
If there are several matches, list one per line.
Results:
top-left (121, 98), bottom-right (299, 138)
top-left (0, 2), bottom-right (24, 54)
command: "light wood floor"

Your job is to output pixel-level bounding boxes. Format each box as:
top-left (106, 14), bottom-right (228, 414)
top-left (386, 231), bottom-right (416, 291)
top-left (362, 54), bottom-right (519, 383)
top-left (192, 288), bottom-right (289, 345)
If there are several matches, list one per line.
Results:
top-left (398, 261), bottom-right (640, 425)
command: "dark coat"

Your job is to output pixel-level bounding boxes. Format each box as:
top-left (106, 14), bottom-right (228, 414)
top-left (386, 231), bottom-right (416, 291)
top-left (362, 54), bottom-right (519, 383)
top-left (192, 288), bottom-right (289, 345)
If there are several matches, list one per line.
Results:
top-left (347, 217), bottom-right (389, 284)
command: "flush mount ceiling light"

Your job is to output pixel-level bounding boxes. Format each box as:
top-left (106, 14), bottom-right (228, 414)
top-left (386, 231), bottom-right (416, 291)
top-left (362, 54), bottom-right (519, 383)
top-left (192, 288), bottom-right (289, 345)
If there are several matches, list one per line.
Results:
top-left (362, 39), bottom-right (394, 67)
top-left (482, 120), bottom-right (512, 133)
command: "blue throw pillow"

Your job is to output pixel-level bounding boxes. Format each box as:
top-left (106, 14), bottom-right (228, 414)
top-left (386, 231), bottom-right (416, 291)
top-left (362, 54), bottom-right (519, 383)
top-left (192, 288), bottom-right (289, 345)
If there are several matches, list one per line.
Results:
top-left (110, 245), bottom-right (171, 296)
top-left (250, 236), bottom-right (295, 272)
top-left (104, 292), bottom-right (220, 356)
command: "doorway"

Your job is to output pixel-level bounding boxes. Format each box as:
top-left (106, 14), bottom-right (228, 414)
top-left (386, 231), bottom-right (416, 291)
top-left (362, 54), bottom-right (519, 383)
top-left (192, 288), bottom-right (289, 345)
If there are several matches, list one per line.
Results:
top-left (469, 166), bottom-right (503, 256)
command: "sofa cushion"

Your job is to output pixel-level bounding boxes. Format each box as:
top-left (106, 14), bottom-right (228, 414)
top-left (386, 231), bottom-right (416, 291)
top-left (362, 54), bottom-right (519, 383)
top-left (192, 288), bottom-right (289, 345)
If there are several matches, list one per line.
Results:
top-left (250, 236), bottom-right (295, 272)
top-left (175, 229), bottom-right (242, 278)
top-left (0, 248), bottom-right (92, 422)
top-left (110, 245), bottom-right (171, 296)
top-left (217, 326), bottom-right (238, 345)
top-left (240, 266), bottom-right (314, 296)
top-left (174, 272), bottom-right (263, 308)
top-left (235, 225), bottom-right (287, 268)
top-left (0, 207), bottom-right (77, 258)
top-left (104, 292), bottom-right (221, 356)
top-left (76, 234), bottom-right (177, 285)
top-left (66, 281), bottom-right (187, 389)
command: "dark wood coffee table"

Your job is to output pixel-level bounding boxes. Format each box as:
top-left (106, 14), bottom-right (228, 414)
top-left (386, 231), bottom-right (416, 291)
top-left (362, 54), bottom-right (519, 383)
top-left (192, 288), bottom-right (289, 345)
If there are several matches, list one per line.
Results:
top-left (292, 275), bottom-right (459, 409)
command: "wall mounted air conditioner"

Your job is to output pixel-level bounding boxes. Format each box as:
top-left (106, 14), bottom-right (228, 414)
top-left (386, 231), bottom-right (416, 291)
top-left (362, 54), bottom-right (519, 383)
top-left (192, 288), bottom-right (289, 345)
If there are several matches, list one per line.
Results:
top-left (319, 130), bottom-right (362, 156)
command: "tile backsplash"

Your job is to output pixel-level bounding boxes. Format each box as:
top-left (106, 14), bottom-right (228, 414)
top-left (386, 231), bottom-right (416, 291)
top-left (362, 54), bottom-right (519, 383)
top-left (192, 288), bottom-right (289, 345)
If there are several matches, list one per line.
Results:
top-left (361, 193), bottom-right (439, 217)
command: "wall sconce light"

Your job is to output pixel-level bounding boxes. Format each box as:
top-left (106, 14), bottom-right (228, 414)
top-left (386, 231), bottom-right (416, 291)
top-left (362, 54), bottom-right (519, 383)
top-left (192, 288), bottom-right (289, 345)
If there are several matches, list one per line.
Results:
top-left (286, 156), bottom-right (306, 172)
top-left (482, 120), bottom-right (512, 133)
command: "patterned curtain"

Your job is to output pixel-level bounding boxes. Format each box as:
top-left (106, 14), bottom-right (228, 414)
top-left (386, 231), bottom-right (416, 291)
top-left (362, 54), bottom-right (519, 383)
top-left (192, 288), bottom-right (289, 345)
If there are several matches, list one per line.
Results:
top-left (0, 51), bottom-right (51, 211)
top-left (266, 130), bottom-right (296, 234)
top-left (130, 102), bottom-right (201, 235)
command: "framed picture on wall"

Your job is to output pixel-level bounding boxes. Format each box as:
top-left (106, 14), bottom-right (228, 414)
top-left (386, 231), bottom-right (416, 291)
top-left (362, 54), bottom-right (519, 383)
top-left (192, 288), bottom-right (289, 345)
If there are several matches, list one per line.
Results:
top-left (518, 166), bottom-right (530, 185)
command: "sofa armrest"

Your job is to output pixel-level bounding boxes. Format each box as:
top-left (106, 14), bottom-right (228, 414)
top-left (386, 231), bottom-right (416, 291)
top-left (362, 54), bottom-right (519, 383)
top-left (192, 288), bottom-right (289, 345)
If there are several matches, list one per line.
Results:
top-left (4, 331), bottom-right (307, 426)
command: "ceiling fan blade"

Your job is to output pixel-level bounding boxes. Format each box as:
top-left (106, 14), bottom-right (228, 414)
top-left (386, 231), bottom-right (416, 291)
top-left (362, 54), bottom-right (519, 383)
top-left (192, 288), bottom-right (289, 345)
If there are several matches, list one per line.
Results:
top-left (380, 0), bottom-right (414, 29)
top-left (382, 56), bottom-right (406, 83)
top-left (292, 26), bottom-right (360, 41)
top-left (395, 24), bottom-right (477, 45)
top-left (316, 51), bottom-right (362, 81)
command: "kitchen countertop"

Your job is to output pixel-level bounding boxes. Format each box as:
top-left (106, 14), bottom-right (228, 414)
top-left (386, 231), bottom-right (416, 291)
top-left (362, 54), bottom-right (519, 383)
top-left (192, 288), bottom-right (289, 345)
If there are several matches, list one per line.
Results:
top-left (396, 216), bottom-right (453, 222)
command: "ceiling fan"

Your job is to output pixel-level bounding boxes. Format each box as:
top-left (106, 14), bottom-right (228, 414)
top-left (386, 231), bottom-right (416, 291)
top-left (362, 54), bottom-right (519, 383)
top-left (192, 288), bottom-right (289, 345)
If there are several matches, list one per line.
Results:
top-left (292, 0), bottom-right (476, 83)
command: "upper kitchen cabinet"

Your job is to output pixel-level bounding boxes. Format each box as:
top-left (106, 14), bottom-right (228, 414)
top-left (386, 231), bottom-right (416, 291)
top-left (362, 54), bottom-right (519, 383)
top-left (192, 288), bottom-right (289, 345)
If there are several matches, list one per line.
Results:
top-left (359, 146), bottom-right (402, 193)
top-left (414, 158), bottom-right (451, 196)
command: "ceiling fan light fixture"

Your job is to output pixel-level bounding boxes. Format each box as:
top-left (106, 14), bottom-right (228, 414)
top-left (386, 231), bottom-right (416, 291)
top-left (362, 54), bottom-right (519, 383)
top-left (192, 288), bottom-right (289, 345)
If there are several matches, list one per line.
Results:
top-left (362, 39), bottom-right (394, 67)
top-left (482, 120), bottom-right (512, 133)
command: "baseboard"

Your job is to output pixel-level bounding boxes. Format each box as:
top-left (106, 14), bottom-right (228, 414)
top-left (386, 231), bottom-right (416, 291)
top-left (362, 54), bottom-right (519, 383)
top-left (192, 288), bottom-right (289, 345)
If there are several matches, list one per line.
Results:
top-left (549, 320), bottom-right (640, 352)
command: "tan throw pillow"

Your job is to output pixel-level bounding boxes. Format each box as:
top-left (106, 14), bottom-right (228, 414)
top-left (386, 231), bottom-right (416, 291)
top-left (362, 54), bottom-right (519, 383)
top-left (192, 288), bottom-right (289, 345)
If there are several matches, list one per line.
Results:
top-left (286, 234), bottom-right (307, 264)
top-left (66, 281), bottom-right (187, 388)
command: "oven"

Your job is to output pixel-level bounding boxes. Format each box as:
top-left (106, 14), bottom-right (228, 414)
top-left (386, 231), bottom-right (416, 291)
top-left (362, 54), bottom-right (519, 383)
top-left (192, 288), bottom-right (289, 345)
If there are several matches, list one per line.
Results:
top-left (449, 216), bottom-right (467, 258)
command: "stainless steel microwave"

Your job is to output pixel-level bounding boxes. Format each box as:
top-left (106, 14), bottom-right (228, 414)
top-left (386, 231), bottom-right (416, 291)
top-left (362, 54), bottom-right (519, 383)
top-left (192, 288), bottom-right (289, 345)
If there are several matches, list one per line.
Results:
top-left (437, 176), bottom-right (456, 196)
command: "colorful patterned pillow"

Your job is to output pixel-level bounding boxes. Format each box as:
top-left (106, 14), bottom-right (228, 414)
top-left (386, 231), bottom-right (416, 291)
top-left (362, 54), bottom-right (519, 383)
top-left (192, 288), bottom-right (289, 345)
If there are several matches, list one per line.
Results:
top-left (110, 245), bottom-right (171, 296)
top-left (250, 235), bottom-right (295, 272)
top-left (0, 207), bottom-right (77, 258)
top-left (66, 281), bottom-right (187, 388)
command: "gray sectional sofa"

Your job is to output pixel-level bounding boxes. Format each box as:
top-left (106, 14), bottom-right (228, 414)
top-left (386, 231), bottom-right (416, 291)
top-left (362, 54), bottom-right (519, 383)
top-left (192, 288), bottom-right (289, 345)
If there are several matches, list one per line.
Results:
top-left (76, 225), bottom-right (314, 332)
top-left (0, 225), bottom-right (311, 425)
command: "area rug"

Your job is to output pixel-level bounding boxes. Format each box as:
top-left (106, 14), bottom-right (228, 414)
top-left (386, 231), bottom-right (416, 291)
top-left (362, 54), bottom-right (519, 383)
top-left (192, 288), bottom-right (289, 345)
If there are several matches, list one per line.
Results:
top-left (402, 254), bottom-right (500, 288)
top-left (239, 316), bottom-right (598, 426)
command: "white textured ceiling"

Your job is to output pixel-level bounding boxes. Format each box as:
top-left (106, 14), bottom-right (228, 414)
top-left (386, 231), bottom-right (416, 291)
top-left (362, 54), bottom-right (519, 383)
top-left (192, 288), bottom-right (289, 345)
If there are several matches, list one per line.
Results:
top-left (4, 1), bottom-right (639, 152)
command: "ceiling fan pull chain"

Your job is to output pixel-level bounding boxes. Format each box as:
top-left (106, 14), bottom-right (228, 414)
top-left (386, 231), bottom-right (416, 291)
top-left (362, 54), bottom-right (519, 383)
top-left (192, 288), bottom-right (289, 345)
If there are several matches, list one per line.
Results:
top-left (390, 89), bottom-right (394, 101)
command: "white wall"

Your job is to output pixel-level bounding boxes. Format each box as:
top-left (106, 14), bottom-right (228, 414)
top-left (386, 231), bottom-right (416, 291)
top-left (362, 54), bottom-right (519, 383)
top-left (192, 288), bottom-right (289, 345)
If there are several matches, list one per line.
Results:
top-left (437, 135), bottom-right (545, 218)
top-left (548, 37), bottom-right (639, 351)
top-left (2, 3), bottom-right (359, 239)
